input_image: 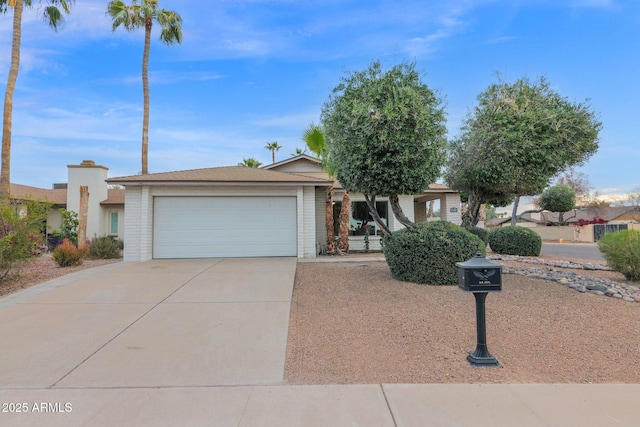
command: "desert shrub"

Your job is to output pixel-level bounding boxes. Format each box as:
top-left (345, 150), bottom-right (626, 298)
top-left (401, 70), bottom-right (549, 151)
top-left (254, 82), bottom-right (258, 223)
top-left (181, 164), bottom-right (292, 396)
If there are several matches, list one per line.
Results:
top-left (382, 221), bottom-right (485, 285)
top-left (52, 238), bottom-right (87, 267)
top-left (88, 235), bottom-right (121, 259)
top-left (465, 226), bottom-right (489, 245)
top-left (598, 230), bottom-right (640, 281)
top-left (488, 226), bottom-right (541, 256)
top-left (0, 201), bottom-right (49, 282)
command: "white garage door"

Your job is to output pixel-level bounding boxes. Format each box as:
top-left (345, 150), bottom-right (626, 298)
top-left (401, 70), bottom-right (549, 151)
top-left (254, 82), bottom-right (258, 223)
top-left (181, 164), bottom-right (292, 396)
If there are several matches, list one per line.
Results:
top-left (153, 196), bottom-right (297, 258)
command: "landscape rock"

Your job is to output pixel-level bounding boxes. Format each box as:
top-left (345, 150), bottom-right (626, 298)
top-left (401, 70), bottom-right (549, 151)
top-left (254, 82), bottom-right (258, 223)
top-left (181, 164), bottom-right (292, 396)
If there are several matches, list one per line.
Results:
top-left (494, 256), bottom-right (640, 302)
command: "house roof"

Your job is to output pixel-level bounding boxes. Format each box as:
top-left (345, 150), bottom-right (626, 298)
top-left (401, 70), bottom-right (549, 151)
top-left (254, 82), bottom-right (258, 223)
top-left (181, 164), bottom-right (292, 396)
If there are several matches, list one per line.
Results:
top-left (101, 188), bottom-right (125, 205)
top-left (107, 166), bottom-right (332, 186)
top-left (261, 154), bottom-right (321, 169)
top-left (490, 205), bottom-right (640, 227)
top-left (535, 206), bottom-right (640, 223)
top-left (10, 183), bottom-right (66, 205)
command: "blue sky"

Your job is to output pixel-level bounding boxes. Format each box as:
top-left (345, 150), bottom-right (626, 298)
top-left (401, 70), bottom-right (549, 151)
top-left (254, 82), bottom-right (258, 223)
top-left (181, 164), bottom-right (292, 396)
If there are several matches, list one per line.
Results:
top-left (1, 0), bottom-right (639, 199)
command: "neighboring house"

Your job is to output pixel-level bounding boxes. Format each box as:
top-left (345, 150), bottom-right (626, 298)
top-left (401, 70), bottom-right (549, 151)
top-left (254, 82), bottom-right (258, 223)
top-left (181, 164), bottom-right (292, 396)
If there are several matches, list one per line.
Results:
top-left (486, 206), bottom-right (640, 242)
top-left (108, 154), bottom-right (462, 261)
top-left (9, 160), bottom-right (125, 242)
top-left (488, 206), bottom-right (640, 227)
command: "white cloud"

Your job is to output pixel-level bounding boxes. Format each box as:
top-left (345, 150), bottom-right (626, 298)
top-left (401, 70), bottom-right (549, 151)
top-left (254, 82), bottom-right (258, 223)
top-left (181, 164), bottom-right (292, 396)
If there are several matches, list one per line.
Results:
top-left (118, 71), bottom-right (225, 85)
top-left (250, 111), bottom-right (320, 129)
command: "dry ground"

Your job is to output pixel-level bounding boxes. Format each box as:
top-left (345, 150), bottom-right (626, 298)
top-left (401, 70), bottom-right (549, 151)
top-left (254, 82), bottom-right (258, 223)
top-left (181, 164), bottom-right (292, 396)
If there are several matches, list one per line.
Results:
top-left (285, 258), bottom-right (640, 384)
top-left (0, 254), bottom-right (121, 298)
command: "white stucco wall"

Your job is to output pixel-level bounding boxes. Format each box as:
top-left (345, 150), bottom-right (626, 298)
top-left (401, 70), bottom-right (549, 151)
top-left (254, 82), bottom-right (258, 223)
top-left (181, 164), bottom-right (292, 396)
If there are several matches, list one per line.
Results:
top-left (102, 206), bottom-right (125, 240)
top-left (67, 161), bottom-right (109, 239)
top-left (299, 186), bottom-right (317, 258)
top-left (441, 193), bottom-right (462, 225)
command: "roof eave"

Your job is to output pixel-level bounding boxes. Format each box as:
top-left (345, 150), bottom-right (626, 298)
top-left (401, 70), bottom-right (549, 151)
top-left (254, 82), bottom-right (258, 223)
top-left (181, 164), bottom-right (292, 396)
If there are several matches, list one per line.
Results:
top-left (105, 179), bottom-right (331, 187)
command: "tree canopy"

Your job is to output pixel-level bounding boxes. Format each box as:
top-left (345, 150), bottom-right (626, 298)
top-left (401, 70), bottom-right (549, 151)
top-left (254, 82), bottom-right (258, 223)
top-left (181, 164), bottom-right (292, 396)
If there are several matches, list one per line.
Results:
top-left (539, 184), bottom-right (576, 224)
top-left (321, 60), bottom-right (447, 234)
top-left (445, 76), bottom-right (601, 227)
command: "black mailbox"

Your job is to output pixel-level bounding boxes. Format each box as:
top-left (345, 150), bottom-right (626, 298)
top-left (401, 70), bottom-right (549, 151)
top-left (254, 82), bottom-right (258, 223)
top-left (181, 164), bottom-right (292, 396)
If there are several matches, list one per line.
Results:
top-left (456, 252), bottom-right (502, 293)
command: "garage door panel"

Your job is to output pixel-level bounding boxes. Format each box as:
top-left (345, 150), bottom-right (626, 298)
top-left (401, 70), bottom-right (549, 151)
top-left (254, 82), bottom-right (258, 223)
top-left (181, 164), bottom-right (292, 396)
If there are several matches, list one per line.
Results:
top-left (153, 197), bottom-right (297, 258)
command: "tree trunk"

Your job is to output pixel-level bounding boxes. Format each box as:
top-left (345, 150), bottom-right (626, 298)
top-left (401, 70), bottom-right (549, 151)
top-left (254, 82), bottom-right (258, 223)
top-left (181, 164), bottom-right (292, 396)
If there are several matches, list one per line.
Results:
top-left (337, 191), bottom-right (350, 254)
top-left (510, 196), bottom-right (521, 226)
top-left (141, 18), bottom-right (152, 175)
top-left (364, 194), bottom-right (392, 237)
top-left (1, 0), bottom-right (23, 203)
top-left (462, 191), bottom-right (482, 228)
top-left (325, 184), bottom-right (335, 254)
top-left (427, 201), bottom-right (434, 218)
top-left (78, 186), bottom-right (89, 250)
top-left (389, 195), bottom-right (416, 232)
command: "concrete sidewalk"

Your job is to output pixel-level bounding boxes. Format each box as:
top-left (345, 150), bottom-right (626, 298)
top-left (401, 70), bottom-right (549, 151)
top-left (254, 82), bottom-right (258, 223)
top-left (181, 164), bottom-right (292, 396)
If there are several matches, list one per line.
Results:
top-left (1, 259), bottom-right (639, 426)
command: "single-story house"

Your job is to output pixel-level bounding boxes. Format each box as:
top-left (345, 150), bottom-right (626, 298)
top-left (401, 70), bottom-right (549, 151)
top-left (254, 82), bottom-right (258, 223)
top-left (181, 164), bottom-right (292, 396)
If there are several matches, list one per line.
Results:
top-left (486, 205), bottom-right (640, 242)
top-left (10, 160), bottom-right (125, 242)
top-left (106, 155), bottom-right (462, 261)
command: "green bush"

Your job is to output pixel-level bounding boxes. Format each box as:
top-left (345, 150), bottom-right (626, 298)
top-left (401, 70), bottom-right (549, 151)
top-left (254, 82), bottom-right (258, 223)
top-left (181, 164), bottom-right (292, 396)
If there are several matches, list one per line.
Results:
top-left (465, 226), bottom-right (489, 245)
top-left (52, 239), bottom-right (87, 267)
top-left (49, 208), bottom-right (78, 247)
top-left (598, 230), bottom-right (640, 281)
top-left (488, 226), bottom-right (542, 256)
top-left (1, 201), bottom-right (49, 282)
top-left (88, 235), bottom-right (122, 259)
top-left (382, 221), bottom-right (485, 285)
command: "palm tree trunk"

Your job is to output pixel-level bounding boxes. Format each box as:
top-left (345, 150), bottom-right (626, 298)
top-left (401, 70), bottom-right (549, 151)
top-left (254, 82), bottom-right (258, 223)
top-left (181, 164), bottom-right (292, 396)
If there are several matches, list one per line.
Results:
top-left (141, 18), bottom-right (152, 175)
top-left (337, 191), bottom-right (350, 254)
top-left (325, 184), bottom-right (335, 254)
top-left (1, 0), bottom-right (23, 202)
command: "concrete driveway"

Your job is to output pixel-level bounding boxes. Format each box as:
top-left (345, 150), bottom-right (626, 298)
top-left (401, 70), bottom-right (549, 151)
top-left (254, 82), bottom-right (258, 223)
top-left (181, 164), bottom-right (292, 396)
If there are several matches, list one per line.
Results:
top-left (0, 258), bottom-right (296, 389)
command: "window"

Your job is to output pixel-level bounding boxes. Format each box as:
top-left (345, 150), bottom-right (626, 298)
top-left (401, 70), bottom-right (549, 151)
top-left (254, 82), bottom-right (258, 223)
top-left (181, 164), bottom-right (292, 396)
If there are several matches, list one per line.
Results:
top-left (349, 201), bottom-right (388, 236)
top-left (110, 212), bottom-right (118, 235)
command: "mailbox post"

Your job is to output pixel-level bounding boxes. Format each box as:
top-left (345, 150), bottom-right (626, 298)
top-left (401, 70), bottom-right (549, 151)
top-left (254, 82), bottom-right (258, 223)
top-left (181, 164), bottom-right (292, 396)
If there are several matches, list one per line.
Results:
top-left (456, 252), bottom-right (502, 367)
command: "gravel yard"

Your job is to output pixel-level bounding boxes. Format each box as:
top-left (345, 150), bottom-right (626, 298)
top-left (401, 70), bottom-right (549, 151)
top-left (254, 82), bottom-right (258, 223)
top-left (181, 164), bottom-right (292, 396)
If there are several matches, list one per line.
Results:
top-left (0, 254), bottom-right (121, 298)
top-left (285, 258), bottom-right (640, 385)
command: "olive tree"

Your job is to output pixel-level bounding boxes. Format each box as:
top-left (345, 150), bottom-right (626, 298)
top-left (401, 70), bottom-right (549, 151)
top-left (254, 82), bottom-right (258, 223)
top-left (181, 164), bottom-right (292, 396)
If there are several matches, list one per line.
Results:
top-left (321, 60), bottom-right (447, 236)
top-left (445, 77), bottom-right (601, 227)
top-left (539, 184), bottom-right (576, 225)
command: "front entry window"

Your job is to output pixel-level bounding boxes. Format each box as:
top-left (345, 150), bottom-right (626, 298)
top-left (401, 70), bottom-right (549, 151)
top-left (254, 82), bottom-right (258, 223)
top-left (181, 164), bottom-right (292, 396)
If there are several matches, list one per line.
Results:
top-left (349, 201), bottom-right (388, 236)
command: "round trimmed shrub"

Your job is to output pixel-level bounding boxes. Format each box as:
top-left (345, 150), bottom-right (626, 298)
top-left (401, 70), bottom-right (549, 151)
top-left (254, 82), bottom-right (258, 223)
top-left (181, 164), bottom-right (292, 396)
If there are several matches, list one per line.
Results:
top-left (382, 221), bottom-right (485, 285)
top-left (465, 226), bottom-right (489, 245)
top-left (598, 230), bottom-right (640, 281)
top-left (52, 238), bottom-right (87, 267)
top-left (488, 226), bottom-right (542, 256)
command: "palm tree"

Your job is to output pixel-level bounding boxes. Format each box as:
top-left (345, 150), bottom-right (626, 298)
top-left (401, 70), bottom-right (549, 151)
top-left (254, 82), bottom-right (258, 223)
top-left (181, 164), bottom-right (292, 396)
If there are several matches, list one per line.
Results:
top-left (265, 141), bottom-right (281, 164)
top-left (303, 123), bottom-right (350, 255)
top-left (1, 0), bottom-right (74, 202)
top-left (107, 0), bottom-right (182, 175)
top-left (291, 147), bottom-right (307, 156)
top-left (238, 157), bottom-right (262, 168)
